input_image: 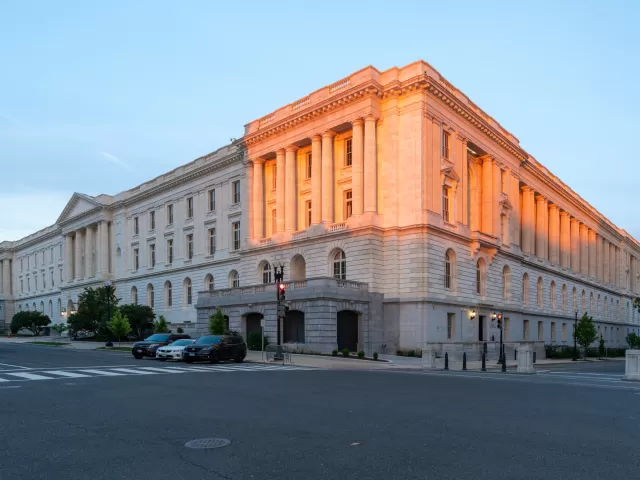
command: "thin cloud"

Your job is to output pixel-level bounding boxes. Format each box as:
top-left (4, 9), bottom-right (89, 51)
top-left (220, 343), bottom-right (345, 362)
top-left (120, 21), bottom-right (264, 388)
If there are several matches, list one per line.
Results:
top-left (99, 151), bottom-right (132, 171)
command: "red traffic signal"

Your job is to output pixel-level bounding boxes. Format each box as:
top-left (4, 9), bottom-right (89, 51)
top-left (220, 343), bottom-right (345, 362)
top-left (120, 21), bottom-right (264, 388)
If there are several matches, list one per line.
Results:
top-left (278, 283), bottom-right (286, 291)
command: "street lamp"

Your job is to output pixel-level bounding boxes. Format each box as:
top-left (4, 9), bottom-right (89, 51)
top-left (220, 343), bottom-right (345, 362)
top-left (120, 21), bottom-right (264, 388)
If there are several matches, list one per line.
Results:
top-left (493, 312), bottom-right (504, 365)
top-left (273, 264), bottom-right (285, 360)
top-left (105, 280), bottom-right (113, 326)
top-left (572, 310), bottom-right (578, 361)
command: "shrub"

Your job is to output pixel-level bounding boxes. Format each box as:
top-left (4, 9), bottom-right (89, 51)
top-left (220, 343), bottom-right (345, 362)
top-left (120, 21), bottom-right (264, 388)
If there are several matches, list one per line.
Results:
top-left (357, 351), bottom-right (365, 359)
top-left (208, 309), bottom-right (226, 335)
top-left (247, 331), bottom-right (269, 351)
top-left (177, 327), bottom-right (184, 334)
top-left (396, 349), bottom-right (404, 356)
top-left (153, 315), bottom-right (170, 333)
top-left (107, 310), bottom-right (132, 345)
top-left (332, 349), bottom-right (338, 357)
top-left (342, 348), bottom-right (349, 358)
top-left (373, 352), bottom-right (379, 361)
top-left (10, 311), bottom-right (51, 336)
top-left (407, 350), bottom-right (415, 357)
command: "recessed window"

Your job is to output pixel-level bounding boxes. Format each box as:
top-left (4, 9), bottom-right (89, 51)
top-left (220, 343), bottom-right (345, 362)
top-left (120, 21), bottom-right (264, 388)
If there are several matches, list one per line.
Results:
top-left (262, 262), bottom-right (272, 284)
top-left (447, 313), bottom-right (455, 340)
top-left (149, 244), bottom-right (156, 268)
top-left (148, 284), bottom-right (154, 308)
top-left (133, 217), bottom-right (139, 235)
top-left (133, 248), bottom-right (139, 271)
top-left (149, 211), bottom-right (155, 231)
top-left (444, 250), bottom-right (455, 290)
top-left (344, 190), bottom-right (353, 220)
top-left (185, 278), bottom-right (192, 305)
top-left (345, 138), bottom-right (352, 167)
top-left (205, 275), bottom-right (214, 292)
top-left (272, 165), bottom-right (277, 190)
top-left (165, 281), bottom-right (172, 308)
top-left (232, 222), bottom-right (241, 251)
top-left (208, 228), bottom-right (216, 256)
top-left (208, 189), bottom-right (216, 212)
top-left (232, 180), bottom-right (241, 204)
top-left (442, 186), bottom-right (450, 223)
top-left (42, 273), bottom-right (46, 289)
top-left (167, 239), bottom-right (174, 264)
top-left (501, 170), bottom-right (507, 193)
top-left (306, 152), bottom-right (312, 179)
top-left (186, 234), bottom-right (193, 260)
top-left (332, 250), bottom-right (346, 280)
top-left (167, 204), bottom-right (174, 225)
top-left (305, 201), bottom-right (312, 228)
top-left (271, 209), bottom-right (277, 236)
top-left (131, 286), bottom-right (138, 305)
top-left (186, 197), bottom-right (194, 219)
top-left (441, 130), bottom-right (450, 159)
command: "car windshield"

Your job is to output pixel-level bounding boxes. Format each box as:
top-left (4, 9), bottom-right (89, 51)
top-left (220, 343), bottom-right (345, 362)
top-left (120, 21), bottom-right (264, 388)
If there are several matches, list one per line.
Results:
top-left (170, 339), bottom-right (193, 346)
top-left (195, 336), bottom-right (222, 345)
top-left (145, 334), bottom-right (170, 342)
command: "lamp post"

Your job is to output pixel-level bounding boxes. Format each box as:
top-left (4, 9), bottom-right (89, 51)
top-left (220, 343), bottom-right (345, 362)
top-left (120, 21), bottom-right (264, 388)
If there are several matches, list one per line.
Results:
top-left (273, 264), bottom-right (285, 360)
top-left (572, 310), bottom-right (578, 361)
top-left (105, 280), bottom-right (113, 326)
top-left (492, 312), bottom-right (504, 364)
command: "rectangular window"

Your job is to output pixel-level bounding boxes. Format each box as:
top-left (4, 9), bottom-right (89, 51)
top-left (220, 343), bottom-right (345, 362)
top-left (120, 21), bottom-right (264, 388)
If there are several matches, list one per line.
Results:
top-left (133, 217), bottom-right (139, 235)
top-left (306, 152), bottom-right (312, 179)
top-left (442, 130), bottom-right (450, 159)
top-left (167, 283), bottom-right (172, 307)
top-left (562, 323), bottom-right (567, 342)
top-left (272, 165), bottom-right (277, 190)
top-left (27, 277), bottom-right (30, 291)
top-left (232, 180), bottom-right (241, 204)
top-left (208, 189), bottom-right (216, 212)
top-left (551, 322), bottom-right (556, 342)
top-left (305, 201), bottom-right (312, 228)
top-left (59, 268), bottom-right (62, 283)
top-left (167, 239), bottom-right (173, 264)
top-left (167, 204), bottom-right (174, 225)
top-left (20, 279), bottom-right (23, 293)
top-left (442, 186), bottom-right (450, 223)
top-left (537, 321), bottom-right (543, 341)
top-left (344, 190), bottom-right (353, 220)
top-left (51, 270), bottom-right (54, 287)
top-left (133, 248), bottom-right (139, 271)
top-left (345, 138), bottom-right (352, 166)
top-left (523, 320), bottom-right (530, 341)
top-left (186, 197), bottom-right (194, 219)
top-left (447, 312), bottom-right (455, 340)
top-left (232, 222), bottom-right (241, 251)
top-left (208, 228), bottom-right (216, 256)
top-left (186, 282), bottom-right (192, 305)
top-left (501, 170), bottom-right (507, 193)
top-left (149, 244), bottom-right (156, 267)
top-left (271, 209), bottom-right (277, 236)
top-left (42, 273), bottom-right (45, 289)
top-left (35, 276), bottom-right (38, 290)
top-left (186, 234), bottom-right (193, 260)
top-left (150, 211), bottom-right (155, 231)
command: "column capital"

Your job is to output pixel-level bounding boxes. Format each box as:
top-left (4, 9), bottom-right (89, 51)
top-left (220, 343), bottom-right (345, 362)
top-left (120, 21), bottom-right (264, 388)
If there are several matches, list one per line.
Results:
top-left (251, 158), bottom-right (265, 165)
top-left (322, 130), bottom-right (336, 139)
top-left (559, 210), bottom-right (569, 218)
top-left (285, 145), bottom-right (299, 153)
top-left (535, 194), bottom-right (546, 203)
top-left (482, 155), bottom-right (493, 165)
top-left (364, 114), bottom-right (378, 123)
top-left (548, 203), bottom-right (559, 212)
top-left (311, 134), bottom-right (322, 142)
top-left (352, 118), bottom-right (364, 127)
top-left (521, 185), bottom-right (532, 193)
top-left (276, 148), bottom-right (286, 156)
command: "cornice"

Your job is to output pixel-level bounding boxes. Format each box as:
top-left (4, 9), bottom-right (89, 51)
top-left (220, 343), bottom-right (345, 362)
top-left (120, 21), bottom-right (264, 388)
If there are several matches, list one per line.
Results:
top-left (12, 227), bottom-right (63, 251)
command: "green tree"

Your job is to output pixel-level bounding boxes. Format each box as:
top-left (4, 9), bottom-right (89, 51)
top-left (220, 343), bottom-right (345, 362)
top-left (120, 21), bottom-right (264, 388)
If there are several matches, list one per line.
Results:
top-left (118, 304), bottom-right (155, 339)
top-left (575, 313), bottom-right (597, 359)
top-left (208, 309), bottom-right (226, 335)
top-left (68, 286), bottom-right (120, 339)
top-left (598, 334), bottom-right (605, 358)
top-left (10, 311), bottom-right (51, 336)
top-left (626, 332), bottom-right (640, 349)
top-left (51, 323), bottom-right (68, 336)
top-left (634, 297), bottom-right (640, 313)
top-left (153, 315), bottom-right (170, 333)
top-left (107, 310), bottom-right (132, 346)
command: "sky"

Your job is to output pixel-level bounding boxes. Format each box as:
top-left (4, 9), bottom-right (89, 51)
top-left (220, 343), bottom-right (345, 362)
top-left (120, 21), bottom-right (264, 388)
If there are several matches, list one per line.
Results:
top-left (0, 0), bottom-right (638, 241)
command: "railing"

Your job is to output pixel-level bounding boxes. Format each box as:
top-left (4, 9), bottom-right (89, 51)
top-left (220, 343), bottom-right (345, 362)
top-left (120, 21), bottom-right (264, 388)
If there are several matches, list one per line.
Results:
top-left (292, 230), bottom-right (307, 240)
top-left (291, 97), bottom-right (310, 111)
top-left (328, 222), bottom-right (347, 232)
top-left (329, 77), bottom-right (351, 92)
top-left (259, 114), bottom-right (275, 127)
top-left (337, 280), bottom-right (364, 291)
top-left (201, 277), bottom-right (369, 298)
top-left (293, 281), bottom-right (307, 289)
top-left (259, 238), bottom-right (273, 246)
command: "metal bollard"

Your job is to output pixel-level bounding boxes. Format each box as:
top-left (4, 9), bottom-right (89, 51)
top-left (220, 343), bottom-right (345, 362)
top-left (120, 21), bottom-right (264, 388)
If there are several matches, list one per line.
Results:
top-left (483, 342), bottom-right (487, 354)
top-left (444, 352), bottom-right (449, 370)
top-left (481, 352), bottom-right (486, 371)
top-left (515, 349), bottom-right (518, 360)
top-left (462, 352), bottom-right (467, 371)
top-left (502, 345), bottom-right (507, 372)
top-left (533, 351), bottom-right (537, 364)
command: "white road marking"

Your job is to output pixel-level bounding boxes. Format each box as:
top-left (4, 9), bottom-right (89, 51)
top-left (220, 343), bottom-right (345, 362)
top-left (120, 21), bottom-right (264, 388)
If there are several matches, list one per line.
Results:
top-left (0, 377), bottom-right (10, 382)
top-left (46, 370), bottom-right (91, 378)
top-left (5, 372), bottom-right (53, 380)
top-left (108, 368), bottom-right (158, 375)
top-left (137, 367), bottom-right (183, 374)
top-left (78, 369), bottom-right (126, 376)
top-left (0, 362), bottom-right (29, 369)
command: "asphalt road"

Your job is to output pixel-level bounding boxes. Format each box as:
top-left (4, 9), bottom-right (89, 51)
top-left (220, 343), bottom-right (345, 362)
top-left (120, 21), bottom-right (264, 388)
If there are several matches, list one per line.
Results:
top-left (1, 344), bottom-right (639, 480)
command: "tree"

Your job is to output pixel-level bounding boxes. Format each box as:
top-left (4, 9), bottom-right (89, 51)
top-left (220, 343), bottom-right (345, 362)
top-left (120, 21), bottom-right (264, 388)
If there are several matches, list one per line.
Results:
top-left (598, 334), bottom-right (605, 358)
top-left (51, 323), bottom-right (68, 336)
top-left (634, 297), bottom-right (640, 313)
top-left (627, 332), bottom-right (640, 349)
top-left (575, 313), bottom-right (597, 359)
top-left (10, 311), bottom-right (51, 336)
top-left (208, 309), bottom-right (226, 335)
top-left (107, 310), bottom-right (132, 346)
top-left (118, 304), bottom-right (155, 339)
top-left (69, 286), bottom-right (120, 339)
top-left (153, 315), bottom-right (170, 333)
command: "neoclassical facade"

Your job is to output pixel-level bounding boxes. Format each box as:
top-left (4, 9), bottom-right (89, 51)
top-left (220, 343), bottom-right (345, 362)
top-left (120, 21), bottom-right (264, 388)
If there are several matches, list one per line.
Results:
top-left (2, 60), bottom-right (639, 354)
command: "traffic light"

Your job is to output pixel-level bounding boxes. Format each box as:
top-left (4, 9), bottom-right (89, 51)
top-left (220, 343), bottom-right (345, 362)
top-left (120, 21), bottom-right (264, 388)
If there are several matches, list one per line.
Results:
top-left (278, 282), bottom-right (286, 302)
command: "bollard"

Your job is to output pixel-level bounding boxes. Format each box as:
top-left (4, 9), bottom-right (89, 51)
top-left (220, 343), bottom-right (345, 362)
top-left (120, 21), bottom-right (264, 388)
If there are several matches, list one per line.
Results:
top-left (533, 351), bottom-right (537, 364)
top-left (483, 342), bottom-right (487, 354)
top-left (462, 352), bottom-right (467, 371)
top-left (502, 345), bottom-right (507, 372)
top-left (444, 352), bottom-right (449, 370)
top-left (481, 352), bottom-right (486, 371)
top-left (515, 349), bottom-right (517, 360)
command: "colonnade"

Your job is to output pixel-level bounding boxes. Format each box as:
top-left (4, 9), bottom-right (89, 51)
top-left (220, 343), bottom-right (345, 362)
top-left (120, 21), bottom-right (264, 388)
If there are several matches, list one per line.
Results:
top-left (63, 221), bottom-right (110, 282)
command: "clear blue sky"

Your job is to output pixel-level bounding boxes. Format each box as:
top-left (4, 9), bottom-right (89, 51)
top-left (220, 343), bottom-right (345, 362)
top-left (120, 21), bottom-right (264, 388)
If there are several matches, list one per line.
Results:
top-left (1, 0), bottom-right (638, 241)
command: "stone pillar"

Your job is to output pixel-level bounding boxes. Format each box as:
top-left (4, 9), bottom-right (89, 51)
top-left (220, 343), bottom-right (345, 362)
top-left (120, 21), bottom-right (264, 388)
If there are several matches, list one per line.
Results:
top-left (246, 159), bottom-right (254, 241)
top-left (560, 211), bottom-right (570, 269)
top-left (570, 218), bottom-right (580, 272)
top-left (74, 229), bottom-right (84, 280)
top-left (481, 157), bottom-right (493, 235)
top-left (2, 259), bottom-right (9, 296)
top-left (596, 234), bottom-right (603, 282)
top-left (509, 173), bottom-right (520, 247)
top-left (535, 195), bottom-right (546, 259)
top-left (588, 229), bottom-right (596, 278)
top-left (253, 159), bottom-right (264, 239)
top-left (85, 226), bottom-right (94, 278)
top-left (311, 135), bottom-right (322, 226)
top-left (492, 162), bottom-right (502, 237)
top-left (623, 350), bottom-right (640, 382)
top-left (517, 345), bottom-right (535, 374)
top-left (102, 222), bottom-right (110, 276)
top-left (421, 347), bottom-right (437, 369)
top-left (65, 234), bottom-right (74, 282)
top-left (285, 146), bottom-right (298, 232)
top-left (351, 118), bottom-right (364, 216)
top-left (275, 149), bottom-right (286, 233)
top-left (549, 205), bottom-right (560, 265)
top-left (603, 239), bottom-right (610, 285)
top-left (457, 135), bottom-right (469, 225)
top-left (615, 247), bottom-right (621, 287)
top-left (321, 131), bottom-right (335, 223)
top-left (363, 115), bottom-right (377, 213)
top-left (0, 260), bottom-right (3, 295)
top-left (580, 224), bottom-right (589, 275)
top-left (521, 186), bottom-right (534, 254)
top-left (610, 243), bottom-right (616, 285)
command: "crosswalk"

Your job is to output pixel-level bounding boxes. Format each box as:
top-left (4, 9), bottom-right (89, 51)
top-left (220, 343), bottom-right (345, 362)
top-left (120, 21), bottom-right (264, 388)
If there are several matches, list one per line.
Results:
top-left (0, 363), bottom-right (316, 384)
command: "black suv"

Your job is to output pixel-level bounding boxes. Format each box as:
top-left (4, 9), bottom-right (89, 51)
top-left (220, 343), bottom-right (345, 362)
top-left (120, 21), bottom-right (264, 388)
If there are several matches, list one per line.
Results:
top-left (183, 334), bottom-right (247, 363)
top-left (132, 333), bottom-right (191, 359)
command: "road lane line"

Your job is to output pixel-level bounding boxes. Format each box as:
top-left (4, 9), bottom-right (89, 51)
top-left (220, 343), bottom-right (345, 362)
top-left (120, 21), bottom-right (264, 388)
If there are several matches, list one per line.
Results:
top-left (0, 362), bottom-right (30, 369)
top-left (78, 369), bottom-right (125, 376)
top-left (46, 370), bottom-right (91, 378)
top-left (137, 367), bottom-right (184, 374)
top-left (108, 368), bottom-right (158, 375)
top-left (4, 372), bottom-right (53, 380)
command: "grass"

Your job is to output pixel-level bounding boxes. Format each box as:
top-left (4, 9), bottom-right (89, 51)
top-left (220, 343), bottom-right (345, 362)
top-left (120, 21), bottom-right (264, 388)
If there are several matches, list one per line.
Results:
top-left (25, 341), bottom-right (70, 346)
top-left (96, 346), bottom-right (132, 352)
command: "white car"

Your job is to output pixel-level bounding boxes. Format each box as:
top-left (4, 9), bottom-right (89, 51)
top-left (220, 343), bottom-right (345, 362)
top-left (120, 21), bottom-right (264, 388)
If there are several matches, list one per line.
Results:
top-left (156, 339), bottom-right (195, 360)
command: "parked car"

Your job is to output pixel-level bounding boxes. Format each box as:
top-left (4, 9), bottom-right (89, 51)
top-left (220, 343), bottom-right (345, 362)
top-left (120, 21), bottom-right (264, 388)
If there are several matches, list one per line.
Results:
top-left (132, 333), bottom-right (191, 359)
top-left (156, 339), bottom-right (195, 361)
top-left (183, 334), bottom-right (247, 363)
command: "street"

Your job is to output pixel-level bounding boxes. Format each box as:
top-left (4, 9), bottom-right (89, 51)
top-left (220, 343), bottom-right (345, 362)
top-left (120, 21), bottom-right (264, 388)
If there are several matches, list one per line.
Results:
top-left (1, 344), bottom-right (639, 480)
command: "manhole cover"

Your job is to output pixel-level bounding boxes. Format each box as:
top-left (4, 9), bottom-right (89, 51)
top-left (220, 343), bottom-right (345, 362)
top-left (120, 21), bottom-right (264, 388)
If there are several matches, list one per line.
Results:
top-left (185, 438), bottom-right (231, 449)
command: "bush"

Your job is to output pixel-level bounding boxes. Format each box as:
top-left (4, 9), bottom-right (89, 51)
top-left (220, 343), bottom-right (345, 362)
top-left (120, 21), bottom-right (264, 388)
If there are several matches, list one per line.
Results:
top-left (396, 349), bottom-right (404, 356)
top-left (247, 331), bottom-right (269, 351)
top-left (544, 344), bottom-right (576, 359)
top-left (177, 327), bottom-right (184, 334)
top-left (342, 348), bottom-right (349, 358)
top-left (357, 351), bottom-right (365, 359)
top-left (153, 315), bottom-right (170, 333)
top-left (11, 311), bottom-right (51, 336)
top-left (373, 352), bottom-right (379, 361)
top-left (208, 309), bottom-right (226, 335)
top-left (107, 310), bottom-right (132, 345)
top-left (332, 349), bottom-right (338, 357)
top-left (407, 350), bottom-right (415, 357)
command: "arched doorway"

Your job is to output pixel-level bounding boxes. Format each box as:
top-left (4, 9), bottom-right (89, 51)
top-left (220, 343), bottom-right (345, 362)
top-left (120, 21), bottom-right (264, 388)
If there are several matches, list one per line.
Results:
top-left (284, 310), bottom-right (305, 343)
top-left (337, 310), bottom-right (359, 352)
top-left (290, 255), bottom-right (306, 281)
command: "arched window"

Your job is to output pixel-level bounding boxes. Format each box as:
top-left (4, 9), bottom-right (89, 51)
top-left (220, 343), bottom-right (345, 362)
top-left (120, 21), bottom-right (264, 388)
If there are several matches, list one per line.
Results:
top-left (147, 284), bottom-right (154, 308)
top-left (581, 290), bottom-right (586, 313)
top-left (40, 301), bottom-right (44, 312)
top-left (522, 273), bottom-right (530, 305)
top-left (262, 262), bottom-right (272, 284)
top-left (204, 274), bottom-right (214, 292)
top-left (131, 286), bottom-right (138, 305)
top-left (502, 265), bottom-right (510, 300)
top-left (57, 298), bottom-right (62, 319)
top-left (590, 292), bottom-right (594, 314)
top-left (184, 278), bottom-right (192, 305)
top-left (333, 250), bottom-right (346, 280)
top-left (229, 270), bottom-right (239, 288)
top-left (48, 299), bottom-right (53, 318)
top-left (165, 281), bottom-right (173, 308)
top-left (604, 296), bottom-right (608, 319)
top-left (550, 281), bottom-right (556, 311)
top-left (597, 294), bottom-right (601, 318)
top-left (444, 249), bottom-right (456, 290)
top-left (18, 304), bottom-right (22, 312)
top-left (562, 284), bottom-right (567, 311)
top-left (572, 287), bottom-right (577, 312)
top-left (537, 278), bottom-right (543, 307)
top-left (476, 259), bottom-right (486, 296)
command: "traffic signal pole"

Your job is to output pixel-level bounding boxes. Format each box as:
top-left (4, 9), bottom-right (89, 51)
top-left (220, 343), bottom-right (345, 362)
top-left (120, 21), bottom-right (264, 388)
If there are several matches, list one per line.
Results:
top-left (274, 265), bottom-right (285, 360)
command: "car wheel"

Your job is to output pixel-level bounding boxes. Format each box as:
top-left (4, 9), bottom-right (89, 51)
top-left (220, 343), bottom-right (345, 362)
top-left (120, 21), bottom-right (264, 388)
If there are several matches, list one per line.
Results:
top-left (184, 357), bottom-right (193, 363)
top-left (157, 357), bottom-right (166, 361)
top-left (133, 353), bottom-right (143, 360)
top-left (209, 352), bottom-right (220, 364)
top-left (234, 353), bottom-right (244, 363)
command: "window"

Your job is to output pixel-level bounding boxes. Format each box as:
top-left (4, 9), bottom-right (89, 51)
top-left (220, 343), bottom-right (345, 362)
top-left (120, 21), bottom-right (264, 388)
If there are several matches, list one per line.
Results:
top-left (167, 239), bottom-right (174, 264)
top-left (501, 170), bottom-right (507, 193)
top-left (42, 273), bottom-right (45, 289)
top-left (150, 211), bottom-right (155, 231)
top-left (232, 222), bottom-right (241, 251)
top-left (131, 287), bottom-right (138, 305)
top-left (20, 258), bottom-right (23, 272)
top-left (562, 323), bottom-right (567, 342)
top-left (345, 138), bottom-right (352, 166)
top-left (20, 279), bottom-right (23, 293)
top-left (537, 277), bottom-right (543, 307)
top-left (133, 217), bottom-right (139, 235)
top-left (208, 189), bottom-right (216, 212)
top-left (272, 165), bottom-right (277, 190)
top-left (205, 274), bottom-right (214, 292)
top-left (283, 311), bottom-right (305, 344)
top-left (271, 209), bottom-right (277, 236)
top-left (232, 180), bottom-right (241, 204)
top-left (573, 287), bottom-right (577, 312)
top-left (581, 290), bottom-right (586, 313)
top-left (50, 270), bottom-right (54, 287)
top-left (590, 292), bottom-right (594, 315)
top-left (551, 322), bottom-right (556, 342)
top-left (306, 152), bottom-right (312, 179)
top-left (537, 321), bottom-right (543, 341)
top-left (165, 281), bottom-right (173, 307)
top-left (186, 197), bottom-right (194, 218)
top-left (522, 273), bottom-right (529, 305)
top-left (344, 190), bottom-right (353, 219)
top-left (476, 259), bottom-right (485, 296)
top-left (50, 246), bottom-right (54, 263)
top-left (229, 270), bottom-right (240, 288)
top-left (305, 201), bottom-right (312, 228)
top-left (441, 130), bottom-right (450, 159)
top-left (27, 277), bottom-right (30, 291)
top-left (523, 320), bottom-right (530, 341)
top-left (333, 250), bottom-right (346, 280)
top-left (149, 244), bottom-right (156, 268)
top-left (562, 284), bottom-right (567, 311)
top-left (133, 248), bottom-right (139, 271)
top-left (444, 249), bottom-right (455, 290)
top-left (208, 228), bottom-right (216, 256)
top-left (502, 266), bottom-right (510, 300)
top-left (147, 284), bottom-right (154, 308)
top-left (501, 214), bottom-right (508, 244)
top-left (262, 263), bottom-right (272, 284)
top-left (186, 234), bottom-right (194, 260)
top-left (185, 278), bottom-right (192, 305)
top-left (447, 313), bottom-right (455, 340)
top-left (167, 204), bottom-right (174, 225)
top-left (35, 275), bottom-right (38, 291)
top-left (550, 281), bottom-right (556, 311)
top-left (442, 186), bottom-right (450, 223)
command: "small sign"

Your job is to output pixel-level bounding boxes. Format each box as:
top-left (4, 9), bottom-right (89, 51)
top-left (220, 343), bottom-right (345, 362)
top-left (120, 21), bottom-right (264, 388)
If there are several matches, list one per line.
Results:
top-left (260, 319), bottom-right (265, 327)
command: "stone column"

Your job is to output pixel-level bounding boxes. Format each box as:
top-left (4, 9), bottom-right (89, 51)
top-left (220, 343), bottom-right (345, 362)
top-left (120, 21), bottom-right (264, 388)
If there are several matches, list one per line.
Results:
top-left (596, 234), bottom-right (603, 281)
top-left (549, 205), bottom-right (560, 265)
top-left (85, 226), bottom-right (94, 278)
top-left (275, 149), bottom-right (286, 233)
top-left (603, 239), bottom-right (610, 285)
top-left (535, 195), bottom-right (546, 260)
top-left (363, 115), bottom-right (378, 213)
top-left (253, 159), bottom-right (264, 239)
top-left (481, 157), bottom-right (493, 235)
top-left (321, 131), bottom-right (335, 223)
top-left (570, 218), bottom-right (580, 272)
top-left (458, 135), bottom-right (469, 225)
top-left (2, 259), bottom-right (9, 295)
top-left (610, 243), bottom-right (616, 285)
top-left (351, 118), bottom-right (364, 216)
top-left (0, 260), bottom-right (3, 295)
top-left (509, 173), bottom-right (520, 247)
top-left (246, 159), bottom-right (254, 241)
top-left (101, 221), bottom-right (110, 276)
top-left (615, 247), bottom-right (620, 287)
top-left (311, 134), bottom-right (322, 225)
top-left (492, 162), bottom-right (502, 237)
top-left (74, 229), bottom-right (84, 280)
top-left (579, 224), bottom-right (589, 275)
top-left (588, 229), bottom-right (596, 278)
top-left (560, 211), bottom-right (570, 269)
top-left (284, 146), bottom-right (298, 232)
top-left (521, 186), bottom-right (534, 254)
top-left (65, 234), bottom-right (74, 282)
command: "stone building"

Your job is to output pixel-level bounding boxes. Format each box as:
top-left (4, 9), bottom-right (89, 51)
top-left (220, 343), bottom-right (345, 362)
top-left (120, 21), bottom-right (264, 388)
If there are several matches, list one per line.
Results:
top-left (1, 60), bottom-right (639, 355)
